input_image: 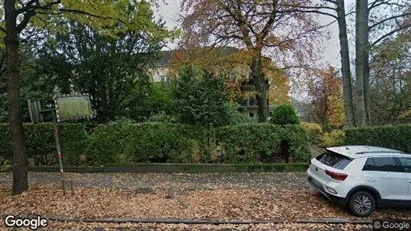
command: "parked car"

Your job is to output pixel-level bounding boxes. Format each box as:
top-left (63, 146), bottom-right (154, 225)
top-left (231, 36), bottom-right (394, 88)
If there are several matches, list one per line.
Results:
top-left (307, 145), bottom-right (411, 217)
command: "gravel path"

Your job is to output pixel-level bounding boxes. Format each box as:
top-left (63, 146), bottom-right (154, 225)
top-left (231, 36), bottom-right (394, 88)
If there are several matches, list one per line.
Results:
top-left (0, 172), bottom-right (310, 190)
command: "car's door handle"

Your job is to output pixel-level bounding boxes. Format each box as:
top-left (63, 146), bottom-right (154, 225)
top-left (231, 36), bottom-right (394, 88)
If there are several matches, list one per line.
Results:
top-left (366, 178), bottom-right (376, 182)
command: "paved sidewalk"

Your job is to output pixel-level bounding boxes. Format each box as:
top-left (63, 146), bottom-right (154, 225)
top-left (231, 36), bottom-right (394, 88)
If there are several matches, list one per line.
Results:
top-left (0, 172), bottom-right (310, 190)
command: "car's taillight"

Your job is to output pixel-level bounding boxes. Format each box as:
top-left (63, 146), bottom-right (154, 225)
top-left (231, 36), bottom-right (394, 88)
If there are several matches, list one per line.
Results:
top-left (325, 170), bottom-right (348, 181)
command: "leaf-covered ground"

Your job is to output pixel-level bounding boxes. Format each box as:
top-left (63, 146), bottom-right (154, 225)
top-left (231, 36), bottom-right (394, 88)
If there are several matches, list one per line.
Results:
top-left (0, 220), bottom-right (373, 231)
top-left (1, 184), bottom-right (410, 221)
top-left (0, 172), bottom-right (410, 230)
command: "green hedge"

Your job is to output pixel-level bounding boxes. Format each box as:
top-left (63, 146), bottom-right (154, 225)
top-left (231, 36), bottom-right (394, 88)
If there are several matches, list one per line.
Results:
top-left (345, 124), bottom-right (411, 153)
top-left (0, 123), bottom-right (88, 166)
top-left (85, 122), bottom-right (310, 165)
top-left (1, 122), bottom-right (311, 166)
top-left (85, 122), bottom-right (213, 165)
top-left (216, 123), bottom-right (310, 163)
top-left (301, 122), bottom-right (323, 145)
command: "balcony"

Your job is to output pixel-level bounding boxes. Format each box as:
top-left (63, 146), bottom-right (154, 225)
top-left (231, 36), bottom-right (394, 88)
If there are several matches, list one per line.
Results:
top-left (240, 97), bottom-right (263, 108)
top-left (240, 78), bottom-right (269, 91)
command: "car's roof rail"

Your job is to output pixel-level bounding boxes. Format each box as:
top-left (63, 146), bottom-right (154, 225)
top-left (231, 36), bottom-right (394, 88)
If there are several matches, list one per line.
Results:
top-left (355, 150), bottom-right (404, 154)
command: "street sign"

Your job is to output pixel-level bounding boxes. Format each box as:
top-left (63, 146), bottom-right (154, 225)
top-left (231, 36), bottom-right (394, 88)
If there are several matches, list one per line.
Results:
top-left (54, 94), bottom-right (95, 122)
top-left (27, 99), bottom-right (42, 124)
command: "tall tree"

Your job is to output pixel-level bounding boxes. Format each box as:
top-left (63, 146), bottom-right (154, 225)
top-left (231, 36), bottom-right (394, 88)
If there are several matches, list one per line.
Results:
top-left (180, 0), bottom-right (324, 122)
top-left (368, 13), bottom-right (411, 125)
top-left (172, 65), bottom-right (230, 127)
top-left (304, 0), bottom-right (411, 127)
top-left (367, 0), bottom-right (411, 122)
top-left (295, 0), bottom-right (355, 127)
top-left (1, 0), bottom-right (161, 195)
top-left (355, 0), bottom-right (369, 127)
top-left (36, 17), bottom-right (168, 123)
top-left (310, 66), bottom-right (346, 130)
top-left (169, 46), bottom-right (290, 105)
top-left (335, 0), bottom-right (355, 127)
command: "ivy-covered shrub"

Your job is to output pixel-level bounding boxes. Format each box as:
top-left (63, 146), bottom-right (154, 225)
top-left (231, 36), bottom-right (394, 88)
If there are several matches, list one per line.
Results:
top-left (301, 122), bottom-right (323, 145)
top-left (0, 123), bottom-right (88, 166)
top-left (269, 104), bottom-right (300, 125)
top-left (345, 124), bottom-right (411, 153)
top-left (321, 130), bottom-right (345, 147)
top-left (216, 123), bottom-right (310, 163)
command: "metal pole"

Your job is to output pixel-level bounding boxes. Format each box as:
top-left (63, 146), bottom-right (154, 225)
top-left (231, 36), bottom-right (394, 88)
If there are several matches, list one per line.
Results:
top-left (52, 110), bottom-right (66, 195)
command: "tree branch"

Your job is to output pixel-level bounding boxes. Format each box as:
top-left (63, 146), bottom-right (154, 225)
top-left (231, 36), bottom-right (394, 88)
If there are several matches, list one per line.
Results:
top-left (17, 10), bottom-right (36, 33)
top-left (16, 0), bottom-right (38, 14)
top-left (369, 0), bottom-right (406, 11)
top-left (277, 9), bottom-right (337, 19)
top-left (369, 12), bottom-right (411, 30)
top-left (17, 0), bottom-right (61, 32)
top-left (260, 0), bottom-right (279, 39)
top-left (59, 8), bottom-right (126, 24)
top-left (371, 23), bottom-right (411, 46)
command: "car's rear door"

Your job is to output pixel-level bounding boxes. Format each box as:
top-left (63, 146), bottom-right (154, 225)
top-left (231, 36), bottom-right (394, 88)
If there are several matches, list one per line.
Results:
top-left (397, 157), bottom-right (411, 200)
top-left (362, 157), bottom-right (408, 200)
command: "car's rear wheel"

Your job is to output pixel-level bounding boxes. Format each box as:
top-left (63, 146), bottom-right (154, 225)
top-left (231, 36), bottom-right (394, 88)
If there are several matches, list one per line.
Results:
top-left (348, 191), bottom-right (375, 217)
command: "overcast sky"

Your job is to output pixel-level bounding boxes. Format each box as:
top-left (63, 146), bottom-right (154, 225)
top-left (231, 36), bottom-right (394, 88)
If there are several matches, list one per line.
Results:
top-left (154, 0), bottom-right (357, 69)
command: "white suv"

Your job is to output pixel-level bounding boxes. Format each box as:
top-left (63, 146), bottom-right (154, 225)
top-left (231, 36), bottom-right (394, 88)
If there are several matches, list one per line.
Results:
top-left (307, 145), bottom-right (411, 217)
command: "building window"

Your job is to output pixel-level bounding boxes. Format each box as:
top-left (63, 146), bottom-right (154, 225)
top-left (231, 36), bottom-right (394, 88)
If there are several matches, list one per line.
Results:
top-left (249, 112), bottom-right (254, 118)
top-left (249, 95), bottom-right (257, 106)
top-left (160, 75), bottom-right (169, 84)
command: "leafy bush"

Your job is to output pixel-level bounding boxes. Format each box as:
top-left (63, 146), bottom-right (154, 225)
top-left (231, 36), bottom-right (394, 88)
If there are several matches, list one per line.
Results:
top-left (280, 125), bottom-right (311, 162)
top-left (226, 103), bottom-right (256, 125)
top-left (216, 124), bottom-right (310, 163)
top-left (321, 130), bottom-right (345, 147)
top-left (0, 123), bottom-right (88, 166)
top-left (148, 112), bottom-right (177, 123)
top-left (269, 104), bottom-right (300, 125)
top-left (172, 66), bottom-right (230, 127)
top-left (85, 122), bottom-right (133, 165)
top-left (345, 124), bottom-right (411, 153)
top-left (301, 122), bottom-right (323, 145)
top-left (86, 122), bottom-right (213, 164)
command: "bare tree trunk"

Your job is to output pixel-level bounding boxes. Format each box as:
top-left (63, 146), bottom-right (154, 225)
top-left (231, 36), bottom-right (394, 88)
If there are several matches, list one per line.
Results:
top-left (336, 0), bottom-right (355, 127)
top-left (364, 39), bottom-right (371, 124)
top-left (355, 0), bottom-right (368, 127)
top-left (4, 0), bottom-right (28, 195)
top-left (251, 54), bottom-right (268, 122)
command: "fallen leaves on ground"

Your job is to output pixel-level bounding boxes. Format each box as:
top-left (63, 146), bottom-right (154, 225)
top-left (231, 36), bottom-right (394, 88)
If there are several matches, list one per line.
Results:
top-left (33, 221), bottom-right (373, 231)
top-left (1, 184), bottom-right (410, 222)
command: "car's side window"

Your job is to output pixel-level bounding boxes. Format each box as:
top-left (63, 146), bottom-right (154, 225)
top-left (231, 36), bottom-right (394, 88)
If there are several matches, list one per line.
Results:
top-left (363, 158), bottom-right (375, 171)
top-left (398, 158), bottom-right (411, 173)
top-left (362, 157), bottom-right (402, 172)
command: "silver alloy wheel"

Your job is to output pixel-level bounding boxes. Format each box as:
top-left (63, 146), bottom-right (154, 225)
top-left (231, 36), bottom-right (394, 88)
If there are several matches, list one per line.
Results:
top-left (353, 195), bottom-right (372, 214)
